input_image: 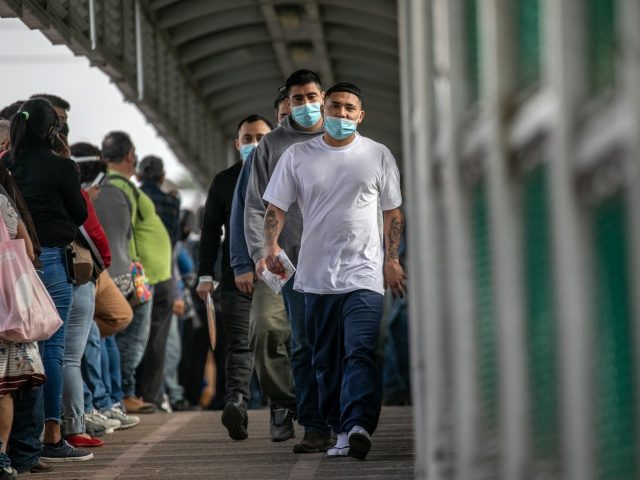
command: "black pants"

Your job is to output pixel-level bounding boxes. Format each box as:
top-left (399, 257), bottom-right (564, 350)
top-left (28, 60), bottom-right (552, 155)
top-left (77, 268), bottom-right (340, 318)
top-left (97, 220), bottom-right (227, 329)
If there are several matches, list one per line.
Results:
top-left (8, 384), bottom-right (43, 472)
top-left (136, 279), bottom-right (173, 404)
top-left (220, 288), bottom-right (253, 404)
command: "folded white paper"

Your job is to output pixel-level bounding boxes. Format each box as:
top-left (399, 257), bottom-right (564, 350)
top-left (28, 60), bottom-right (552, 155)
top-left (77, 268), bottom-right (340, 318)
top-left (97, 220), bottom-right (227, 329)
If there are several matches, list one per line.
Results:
top-left (262, 250), bottom-right (296, 295)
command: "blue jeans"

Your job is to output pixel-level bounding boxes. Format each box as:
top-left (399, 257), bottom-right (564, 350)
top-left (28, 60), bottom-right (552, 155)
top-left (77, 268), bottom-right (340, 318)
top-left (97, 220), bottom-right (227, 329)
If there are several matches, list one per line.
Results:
top-left (102, 335), bottom-right (123, 405)
top-left (38, 247), bottom-right (73, 424)
top-left (115, 300), bottom-right (152, 397)
top-left (163, 315), bottom-right (185, 403)
top-left (383, 298), bottom-right (410, 404)
top-left (82, 321), bottom-right (112, 412)
top-left (63, 282), bottom-right (96, 434)
top-left (282, 279), bottom-right (328, 434)
top-left (8, 385), bottom-right (43, 472)
top-left (304, 290), bottom-right (384, 435)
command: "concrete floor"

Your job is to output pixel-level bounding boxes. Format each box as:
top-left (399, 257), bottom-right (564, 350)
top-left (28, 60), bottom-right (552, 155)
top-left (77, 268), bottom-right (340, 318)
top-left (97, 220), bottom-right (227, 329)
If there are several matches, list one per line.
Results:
top-left (23, 406), bottom-right (414, 479)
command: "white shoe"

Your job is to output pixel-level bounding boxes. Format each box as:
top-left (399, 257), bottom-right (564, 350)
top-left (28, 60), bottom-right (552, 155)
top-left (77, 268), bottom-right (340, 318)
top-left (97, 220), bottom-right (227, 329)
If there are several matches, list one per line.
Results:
top-left (86, 410), bottom-right (121, 432)
top-left (102, 404), bottom-right (140, 429)
top-left (158, 393), bottom-right (173, 413)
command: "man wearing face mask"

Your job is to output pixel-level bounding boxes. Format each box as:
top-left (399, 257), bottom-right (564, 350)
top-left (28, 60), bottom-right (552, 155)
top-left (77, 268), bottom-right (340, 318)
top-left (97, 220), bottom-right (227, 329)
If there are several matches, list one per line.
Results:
top-left (29, 94), bottom-right (70, 140)
top-left (244, 69), bottom-right (331, 453)
top-left (263, 82), bottom-right (405, 460)
top-left (197, 114), bottom-right (272, 440)
top-left (229, 90), bottom-right (296, 442)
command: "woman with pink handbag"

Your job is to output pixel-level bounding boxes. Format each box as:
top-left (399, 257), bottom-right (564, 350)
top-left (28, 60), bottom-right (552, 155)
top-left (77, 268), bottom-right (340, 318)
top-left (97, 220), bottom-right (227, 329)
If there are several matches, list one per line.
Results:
top-left (0, 188), bottom-right (46, 480)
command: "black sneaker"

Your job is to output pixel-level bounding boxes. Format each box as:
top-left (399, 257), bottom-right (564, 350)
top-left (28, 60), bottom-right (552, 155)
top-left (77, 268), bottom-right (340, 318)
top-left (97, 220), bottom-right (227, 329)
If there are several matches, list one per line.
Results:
top-left (270, 405), bottom-right (295, 442)
top-left (171, 399), bottom-right (201, 412)
top-left (221, 395), bottom-right (248, 440)
top-left (347, 426), bottom-right (371, 460)
top-left (293, 431), bottom-right (332, 453)
top-left (41, 440), bottom-right (94, 463)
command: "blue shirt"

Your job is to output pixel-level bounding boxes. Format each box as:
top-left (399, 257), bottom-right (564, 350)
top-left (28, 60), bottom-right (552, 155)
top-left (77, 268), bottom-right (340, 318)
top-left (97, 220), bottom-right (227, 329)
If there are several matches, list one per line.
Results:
top-left (229, 152), bottom-right (255, 277)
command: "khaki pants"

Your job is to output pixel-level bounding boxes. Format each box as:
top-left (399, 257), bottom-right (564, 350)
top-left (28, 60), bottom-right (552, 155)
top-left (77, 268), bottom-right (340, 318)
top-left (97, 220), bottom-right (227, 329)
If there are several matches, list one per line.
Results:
top-left (248, 280), bottom-right (295, 407)
top-left (94, 271), bottom-right (133, 337)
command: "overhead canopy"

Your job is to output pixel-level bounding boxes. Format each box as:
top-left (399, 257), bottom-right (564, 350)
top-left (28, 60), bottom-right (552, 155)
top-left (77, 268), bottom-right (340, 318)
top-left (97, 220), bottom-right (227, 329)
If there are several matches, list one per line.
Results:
top-left (0, 0), bottom-right (400, 181)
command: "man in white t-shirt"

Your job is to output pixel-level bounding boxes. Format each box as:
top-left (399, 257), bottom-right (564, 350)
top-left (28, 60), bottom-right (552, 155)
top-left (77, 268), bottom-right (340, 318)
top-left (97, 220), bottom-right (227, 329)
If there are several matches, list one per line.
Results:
top-left (262, 82), bottom-right (406, 460)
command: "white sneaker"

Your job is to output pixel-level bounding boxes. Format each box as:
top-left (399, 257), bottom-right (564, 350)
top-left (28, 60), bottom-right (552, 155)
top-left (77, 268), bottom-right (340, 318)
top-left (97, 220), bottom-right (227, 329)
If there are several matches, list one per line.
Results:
top-left (86, 410), bottom-right (121, 433)
top-left (347, 426), bottom-right (371, 460)
top-left (102, 404), bottom-right (140, 429)
top-left (158, 393), bottom-right (173, 413)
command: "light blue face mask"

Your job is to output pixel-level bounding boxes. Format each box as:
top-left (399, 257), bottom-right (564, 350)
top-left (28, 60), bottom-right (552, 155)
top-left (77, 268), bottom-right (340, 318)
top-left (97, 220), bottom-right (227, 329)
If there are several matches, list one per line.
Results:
top-left (291, 102), bottom-right (322, 128)
top-left (239, 143), bottom-right (258, 161)
top-left (324, 116), bottom-right (358, 141)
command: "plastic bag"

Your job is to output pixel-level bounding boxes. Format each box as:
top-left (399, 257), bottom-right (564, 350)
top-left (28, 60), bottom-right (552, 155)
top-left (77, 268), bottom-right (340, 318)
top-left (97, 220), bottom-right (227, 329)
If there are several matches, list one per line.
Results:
top-left (0, 215), bottom-right (62, 342)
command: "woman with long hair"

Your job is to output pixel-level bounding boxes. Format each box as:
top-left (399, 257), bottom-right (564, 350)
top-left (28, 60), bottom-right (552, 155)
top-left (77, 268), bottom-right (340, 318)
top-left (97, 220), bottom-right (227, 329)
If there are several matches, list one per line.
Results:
top-left (8, 98), bottom-right (91, 462)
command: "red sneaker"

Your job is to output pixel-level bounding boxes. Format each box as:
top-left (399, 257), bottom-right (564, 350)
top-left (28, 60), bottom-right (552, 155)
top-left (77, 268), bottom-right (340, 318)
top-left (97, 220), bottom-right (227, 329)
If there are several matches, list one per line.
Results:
top-left (65, 434), bottom-right (104, 448)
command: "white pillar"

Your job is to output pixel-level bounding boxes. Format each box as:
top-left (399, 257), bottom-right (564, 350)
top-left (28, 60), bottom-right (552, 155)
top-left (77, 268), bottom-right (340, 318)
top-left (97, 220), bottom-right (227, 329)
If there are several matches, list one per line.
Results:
top-left (398, 0), bottom-right (442, 478)
top-left (544, 0), bottom-right (594, 478)
top-left (479, 1), bottom-right (530, 478)
top-left (435, 0), bottom-right (480, 477)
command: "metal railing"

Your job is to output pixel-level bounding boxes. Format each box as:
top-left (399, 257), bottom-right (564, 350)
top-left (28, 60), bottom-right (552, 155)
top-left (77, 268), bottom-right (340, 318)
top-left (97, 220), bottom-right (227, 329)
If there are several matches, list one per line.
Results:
top-left (399, 0), bottom-right (638, 478)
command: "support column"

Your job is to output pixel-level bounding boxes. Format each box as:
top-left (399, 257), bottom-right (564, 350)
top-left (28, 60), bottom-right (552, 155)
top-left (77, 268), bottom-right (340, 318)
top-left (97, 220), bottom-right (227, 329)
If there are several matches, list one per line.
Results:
top-left (398, 0), bottom-right (442, 478)
top-left (436, 0), bottom-right (480, 478)
top-left (545, 0), bottom-right (593, 479)
top-left (479, 1), bottom-right (530, 478)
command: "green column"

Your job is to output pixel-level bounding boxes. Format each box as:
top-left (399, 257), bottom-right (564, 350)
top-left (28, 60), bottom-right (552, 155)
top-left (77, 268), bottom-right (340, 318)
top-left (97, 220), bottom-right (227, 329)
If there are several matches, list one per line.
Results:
top-left (522, 166), bottom-right (559, 464)
top-left (471, 182), bottom-right (499, 436)
top-left (465, 0), bottom-right (481, 104)
top-left (586, 0), bottom-right (616, 95)
top-left (515, 0), bottom-right (542, 91)
top-left (592, 195), bottom-right (636, 480)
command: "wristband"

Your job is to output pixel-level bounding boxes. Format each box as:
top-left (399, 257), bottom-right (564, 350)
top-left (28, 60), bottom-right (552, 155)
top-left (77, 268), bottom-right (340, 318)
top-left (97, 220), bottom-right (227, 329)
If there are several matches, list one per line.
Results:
top-left (198, 275), bottom-right (214, 284)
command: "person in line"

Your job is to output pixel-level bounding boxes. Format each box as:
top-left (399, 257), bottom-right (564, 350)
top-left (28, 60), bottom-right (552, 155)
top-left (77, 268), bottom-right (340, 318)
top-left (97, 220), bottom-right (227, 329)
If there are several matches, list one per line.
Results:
top-left (28, 94), bottom-right (70, 139)
top-left (262, 82), bottom-right (405, 460)
top-left (71, 143), bottom-right (139, 433)
top-left (135, 155), bottom-right (178, 411)
top-left (0, 111), bottom-right (51, 475)
top-left (9, 98), bottom-right (90, 462)
top-left (0, 175), bottom-right (45, 480)
top-left (61, 160), bottom-right (112, 449)
top-left (244, 70), bottom-right (330, 452)
top-left (197, 114), bottom-right (273, 440)
top-left (101, 131), bottom-right (158, 414)
top-left (229, 91), bottom-right (295, 441)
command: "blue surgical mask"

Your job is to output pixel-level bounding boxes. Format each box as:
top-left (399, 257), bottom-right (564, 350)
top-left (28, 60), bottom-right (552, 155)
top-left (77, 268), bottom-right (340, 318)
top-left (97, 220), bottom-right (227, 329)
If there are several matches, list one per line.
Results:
top-left (324, 116), bottom-right (358, 141)
top-left (239, 143), bottom-right (258, 161)
top-left (291, 102), bottom-right (322, 128)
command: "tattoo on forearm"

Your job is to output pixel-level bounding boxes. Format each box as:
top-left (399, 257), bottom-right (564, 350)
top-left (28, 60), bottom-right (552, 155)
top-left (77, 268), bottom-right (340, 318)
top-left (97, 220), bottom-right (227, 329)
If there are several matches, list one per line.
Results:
top-left (264, 209), bottom-right (278, 241)
top-left (388, 215), bottom-right (403, 260)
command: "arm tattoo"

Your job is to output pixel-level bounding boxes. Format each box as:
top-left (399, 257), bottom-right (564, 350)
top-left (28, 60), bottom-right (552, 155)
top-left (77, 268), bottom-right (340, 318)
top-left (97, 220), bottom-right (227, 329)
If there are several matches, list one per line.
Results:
top-left (264, 209), bottom-right (278, 242)
top-left (388, 215), bottom-right (403, 261)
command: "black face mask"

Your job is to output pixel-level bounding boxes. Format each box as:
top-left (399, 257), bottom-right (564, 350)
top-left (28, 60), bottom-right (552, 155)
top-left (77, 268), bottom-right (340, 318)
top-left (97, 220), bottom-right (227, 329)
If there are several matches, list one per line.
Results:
top-left (48, 121), bottom-right (62, 149)
top-left (59, 122), bottom-right (69, 138)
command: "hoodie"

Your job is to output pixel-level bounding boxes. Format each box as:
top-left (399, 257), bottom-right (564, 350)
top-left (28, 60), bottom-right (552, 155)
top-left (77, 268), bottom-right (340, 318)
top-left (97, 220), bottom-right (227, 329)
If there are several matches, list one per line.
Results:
top-left (244, 114), bottom-right (323, 267)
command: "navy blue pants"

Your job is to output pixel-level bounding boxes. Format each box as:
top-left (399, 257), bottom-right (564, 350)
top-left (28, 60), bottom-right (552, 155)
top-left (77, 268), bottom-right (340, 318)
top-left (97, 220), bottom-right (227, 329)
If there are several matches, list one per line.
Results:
top-left (304, 290), bottom-right (384, 435)
top-left (282, 279), bottom-right (327, 433)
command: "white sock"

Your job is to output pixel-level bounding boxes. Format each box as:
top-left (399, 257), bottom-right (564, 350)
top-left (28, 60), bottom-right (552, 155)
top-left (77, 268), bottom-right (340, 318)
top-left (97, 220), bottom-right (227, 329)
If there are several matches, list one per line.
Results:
top-left (335, 432), bottom-right (348, 449)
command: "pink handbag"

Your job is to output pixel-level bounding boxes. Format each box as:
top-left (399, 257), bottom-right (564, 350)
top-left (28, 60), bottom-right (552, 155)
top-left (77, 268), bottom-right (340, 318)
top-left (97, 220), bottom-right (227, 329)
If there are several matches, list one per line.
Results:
top-left (0, 214), bottom-right (62, 342)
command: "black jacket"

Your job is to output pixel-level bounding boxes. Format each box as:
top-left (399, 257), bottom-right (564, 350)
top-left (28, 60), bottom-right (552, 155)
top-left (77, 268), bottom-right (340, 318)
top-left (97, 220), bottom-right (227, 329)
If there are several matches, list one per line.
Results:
top-left (198, 161), bottom-right (242, 291)
top-left (9, 145), bottom-right (87, 247)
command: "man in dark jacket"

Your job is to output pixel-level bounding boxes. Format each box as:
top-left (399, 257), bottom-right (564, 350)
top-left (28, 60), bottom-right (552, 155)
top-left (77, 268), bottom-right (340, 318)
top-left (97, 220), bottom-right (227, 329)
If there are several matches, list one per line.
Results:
top-left (197, 114), bottom-right (272, 440)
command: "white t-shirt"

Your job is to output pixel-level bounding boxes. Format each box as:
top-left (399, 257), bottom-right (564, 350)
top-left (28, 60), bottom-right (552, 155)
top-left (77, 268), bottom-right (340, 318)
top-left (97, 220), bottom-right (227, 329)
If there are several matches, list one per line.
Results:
top-left (263, 134), bottom-right (402, 295)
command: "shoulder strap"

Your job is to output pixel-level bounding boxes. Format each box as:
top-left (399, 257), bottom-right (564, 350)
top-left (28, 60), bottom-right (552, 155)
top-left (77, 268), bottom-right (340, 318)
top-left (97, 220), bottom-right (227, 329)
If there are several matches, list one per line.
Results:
top-left (107, 173), bottom-right (144, 222)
